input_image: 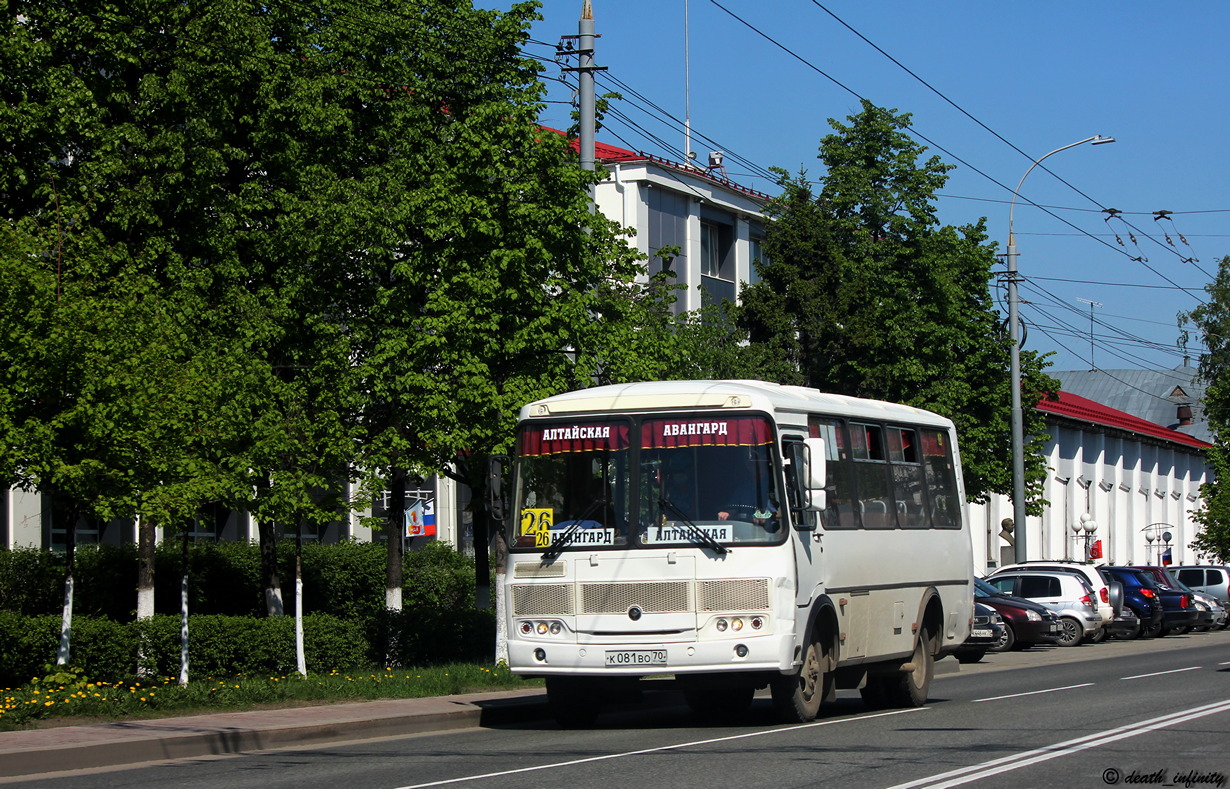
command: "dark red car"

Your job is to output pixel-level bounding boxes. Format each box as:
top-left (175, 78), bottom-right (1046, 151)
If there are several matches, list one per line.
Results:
top-left (974, 578), bottom-right (1063, 650)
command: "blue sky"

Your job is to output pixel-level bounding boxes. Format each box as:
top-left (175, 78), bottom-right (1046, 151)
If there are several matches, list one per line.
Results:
top-left (514, 0), bottom-right (1229, 375)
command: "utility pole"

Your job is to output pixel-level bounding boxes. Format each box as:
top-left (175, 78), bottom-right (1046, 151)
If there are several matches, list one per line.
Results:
top-left (561, 2), bottom-right (606, 206)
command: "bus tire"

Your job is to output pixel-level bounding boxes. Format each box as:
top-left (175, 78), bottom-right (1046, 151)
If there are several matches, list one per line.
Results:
top-left (885, 627), bottom-right (934, 708)
top-left (771, 634), bottom-right (831, 723)
top-left (546, 677), bottom-right (600, 729)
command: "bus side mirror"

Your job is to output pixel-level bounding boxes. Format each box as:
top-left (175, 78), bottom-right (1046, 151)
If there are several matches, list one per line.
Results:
top-left (803, 437), bottom-right (827, 490)
top-left (488, 455), bottom-right (509, 524)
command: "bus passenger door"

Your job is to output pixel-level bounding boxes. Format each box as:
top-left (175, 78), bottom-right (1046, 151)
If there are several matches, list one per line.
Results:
top-left (783, 436), bottom-right (825, 613)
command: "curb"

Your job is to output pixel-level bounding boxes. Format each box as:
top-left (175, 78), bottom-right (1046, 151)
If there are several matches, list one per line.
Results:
top-left (0, 689), bottom-right (550, 778)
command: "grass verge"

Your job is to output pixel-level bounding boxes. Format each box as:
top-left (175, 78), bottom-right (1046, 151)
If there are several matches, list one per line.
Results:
top-left (0, 664), bottom-right (543, 731)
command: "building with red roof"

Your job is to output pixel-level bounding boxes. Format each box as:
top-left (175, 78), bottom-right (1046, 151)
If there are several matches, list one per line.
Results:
top-left (972, 389), bottom-right (1211, 573)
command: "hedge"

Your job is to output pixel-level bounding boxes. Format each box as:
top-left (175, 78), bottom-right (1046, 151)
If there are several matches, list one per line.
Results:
top-left (0, 540), bottom-right (480, 621)
top-left (0, 608), bottom-right (494, 688)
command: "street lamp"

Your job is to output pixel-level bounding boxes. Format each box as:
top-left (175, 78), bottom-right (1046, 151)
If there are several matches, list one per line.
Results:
top-left (1007, 135), bottom-right (1115, 562)
top-left (1081, 514), bottom-right (1098, 563)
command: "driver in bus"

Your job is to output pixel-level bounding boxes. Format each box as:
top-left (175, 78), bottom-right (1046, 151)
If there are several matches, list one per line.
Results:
top-left (716, 450), bottom-right (779, 529)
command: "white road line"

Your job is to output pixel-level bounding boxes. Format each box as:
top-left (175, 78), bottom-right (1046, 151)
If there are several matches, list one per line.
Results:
top-left (1121, 666), bottom-right (1202, 680)
top-left (391, 707), bottom-right (928, 789)
top-left (971, 683), bottom-right (1093, 703)
top-left (883, 698), bottom-right (1230, 789)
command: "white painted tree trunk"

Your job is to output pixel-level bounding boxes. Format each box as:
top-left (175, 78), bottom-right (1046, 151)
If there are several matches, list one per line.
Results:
top-left (179, 574), bottom-right (189, 686)
top-left (295, 576), bottom-right (306, 677)
top-left (494, 568), bottom-right (507, 666)
top-left (56, 576), bottom-right (73, 666)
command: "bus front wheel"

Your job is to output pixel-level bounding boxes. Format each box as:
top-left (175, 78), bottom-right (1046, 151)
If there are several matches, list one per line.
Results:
top-left (771, 635), bottom-right (831, 723)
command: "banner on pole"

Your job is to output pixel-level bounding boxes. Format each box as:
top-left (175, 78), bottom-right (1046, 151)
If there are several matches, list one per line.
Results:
top-left (405, 498), bottom-right (437, 538)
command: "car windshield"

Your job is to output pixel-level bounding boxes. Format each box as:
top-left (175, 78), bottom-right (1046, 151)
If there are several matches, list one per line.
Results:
top-left (974, 578), bottom-right (1002, 597)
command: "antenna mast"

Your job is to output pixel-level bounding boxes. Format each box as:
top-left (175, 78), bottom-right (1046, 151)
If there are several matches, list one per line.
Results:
top-left (1077, 298), bottom-right (1102, 371)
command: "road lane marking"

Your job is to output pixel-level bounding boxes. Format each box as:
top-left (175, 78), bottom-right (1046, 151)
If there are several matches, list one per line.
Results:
top-left (971, 683), bottom-right (1093, 703)
top-left (1121, 666), bottom-right (1202, 680)
top-left (883, 698), bottom-right (1230, 789)
top-left (390, 707), bottom-right (928, 789)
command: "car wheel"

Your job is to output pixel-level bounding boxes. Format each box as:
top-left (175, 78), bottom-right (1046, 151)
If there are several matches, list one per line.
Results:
top-left (1056, 617), bottom-right (1082, 647)
top-left (1084, 626), bottom-right (1107, 644)
top-left (1143, 618), bottom-right (1165, 638)
top-left (988, 622), bottom-right (1016, 652)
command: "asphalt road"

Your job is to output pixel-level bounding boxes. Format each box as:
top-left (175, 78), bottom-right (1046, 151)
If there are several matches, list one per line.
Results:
top-left (9, 630), bottom-right (1230, 789)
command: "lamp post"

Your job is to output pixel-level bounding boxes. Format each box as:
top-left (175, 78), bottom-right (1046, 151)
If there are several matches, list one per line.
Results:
top-left (1081, 514), bottom-right (1098, 563)
top-left (1007, 135), bottom-right (1115, 562)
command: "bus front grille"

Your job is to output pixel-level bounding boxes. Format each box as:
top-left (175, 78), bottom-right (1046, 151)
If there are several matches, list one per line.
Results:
top-left (511, 584), bottom-right (574, 616)
top-left (580, 581), bottom-right (692, 614)
top-left (697, 578), bottom-right (771, 612)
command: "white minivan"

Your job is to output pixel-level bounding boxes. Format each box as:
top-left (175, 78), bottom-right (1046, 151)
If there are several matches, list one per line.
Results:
top-left (1174, 566), bottom-right (1230, 606)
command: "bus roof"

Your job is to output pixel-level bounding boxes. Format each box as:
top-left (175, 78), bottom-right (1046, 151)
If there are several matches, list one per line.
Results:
top-left (519, 380), bottom-right (954, 429)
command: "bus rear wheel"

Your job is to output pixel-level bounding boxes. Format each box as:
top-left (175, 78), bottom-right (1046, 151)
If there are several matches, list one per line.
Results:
top-left (771, 635), bottom-right (831, 723)
top-left (864, 628), bottom-right (934, 709)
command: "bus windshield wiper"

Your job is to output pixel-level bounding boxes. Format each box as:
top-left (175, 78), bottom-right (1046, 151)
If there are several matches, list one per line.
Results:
top-left (658, 497), bottom-right (729, 555)
top-left (542, 498), bottom-right (607, 562)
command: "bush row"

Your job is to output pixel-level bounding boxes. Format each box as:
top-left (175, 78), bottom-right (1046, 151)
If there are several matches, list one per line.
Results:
top-left (0, 541), bottom-right (477, 621)
top-left (0, 608), bottom-right (496, 688)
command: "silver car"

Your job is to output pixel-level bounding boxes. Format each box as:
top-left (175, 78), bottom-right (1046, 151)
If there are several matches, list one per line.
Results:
top-left (983, 570), bottom-right (1103, 647)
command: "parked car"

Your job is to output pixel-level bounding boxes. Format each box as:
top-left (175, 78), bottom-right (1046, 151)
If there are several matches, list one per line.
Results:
top-left (1099, 566), bottom-right (1164, 639)
top-left (1174, 565), bottom-right (1230, 605)
top-left (955, 602), bottom-right (1005, 663)
top-left (974, 577), bottom-right (1063, 651)
top-left (992, 561), bottom-right (1121, 641)
top-left (982, 570), bottom-right (1102, 647)
top-left (1130, 565), bottom-right (1223, 631)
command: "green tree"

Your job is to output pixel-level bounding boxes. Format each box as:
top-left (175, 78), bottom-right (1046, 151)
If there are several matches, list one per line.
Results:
top-left (1182, 254), bottom-right (1230, 561)
top-left (738, 101), bottom-right (1057, 507)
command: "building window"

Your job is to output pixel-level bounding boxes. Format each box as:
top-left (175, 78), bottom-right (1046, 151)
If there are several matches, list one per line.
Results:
top-left (700, 221), bottom-right (732, 280)
top-left (749, 234), bottom-right (768, 285)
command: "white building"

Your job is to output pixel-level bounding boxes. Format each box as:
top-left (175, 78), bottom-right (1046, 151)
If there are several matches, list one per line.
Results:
top-left (970, 390), bottom-right (1211, 575)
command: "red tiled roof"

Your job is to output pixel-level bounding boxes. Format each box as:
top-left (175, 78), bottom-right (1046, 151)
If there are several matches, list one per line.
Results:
top-left (540, 127), bottom-right (771, 200)
top-left (1037, 390), bottom-right (1212, 450)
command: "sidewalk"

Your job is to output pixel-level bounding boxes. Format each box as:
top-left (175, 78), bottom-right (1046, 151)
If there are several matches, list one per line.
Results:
top-left (0, 688), bottom-right (550, 779)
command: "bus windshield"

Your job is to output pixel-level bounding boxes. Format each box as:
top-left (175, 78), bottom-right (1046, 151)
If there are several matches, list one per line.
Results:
top-left (511, 415), bottom-right (784, 552)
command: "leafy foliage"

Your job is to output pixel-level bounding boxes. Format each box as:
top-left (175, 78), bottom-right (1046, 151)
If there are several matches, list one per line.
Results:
top-left (1182, 255), bottom-right (1230, 560)
top-left (737, 101), bottom-right (1057, 507)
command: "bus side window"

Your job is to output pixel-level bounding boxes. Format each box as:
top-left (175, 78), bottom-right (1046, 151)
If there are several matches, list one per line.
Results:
top-left (809, 417), bottom-right (858, 529)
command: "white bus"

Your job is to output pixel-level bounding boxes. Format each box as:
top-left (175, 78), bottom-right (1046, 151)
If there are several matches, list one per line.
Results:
top-left (496, 380), bottom-right (973, 726)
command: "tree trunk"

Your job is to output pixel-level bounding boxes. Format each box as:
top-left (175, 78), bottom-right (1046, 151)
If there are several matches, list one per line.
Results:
top-left (135, 514), bottom-right (156, 678)
top-left (260, 517), bottom-right (283, 616)
top-left (136, 514), bottom-right (155, 619)
top-left (294, 521), bottom-right (306, 677)
top-left (493, 528), bottom-right (508, 665)
top-left (56, 503), bottom-right (78, 667)
top-left (179, 527), bottom-right (189, 686)
top-left (385, 467), bottom-right (406, 611)
top-left (473, 502), bottom-right (491, 610)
